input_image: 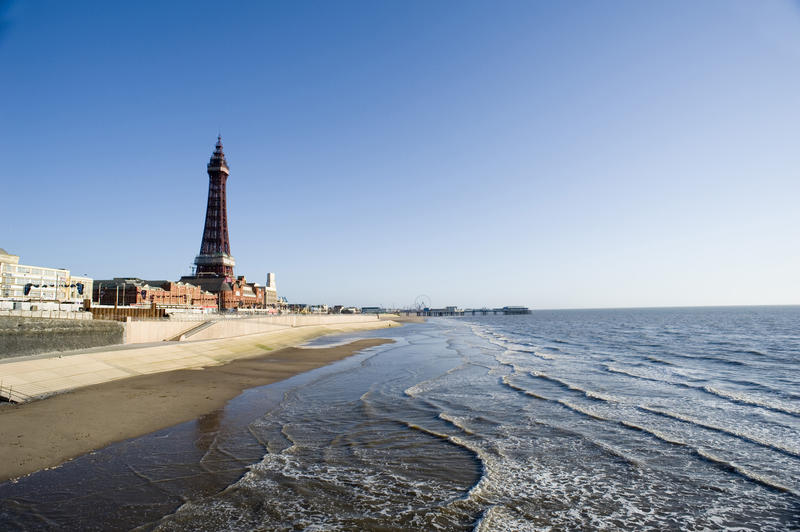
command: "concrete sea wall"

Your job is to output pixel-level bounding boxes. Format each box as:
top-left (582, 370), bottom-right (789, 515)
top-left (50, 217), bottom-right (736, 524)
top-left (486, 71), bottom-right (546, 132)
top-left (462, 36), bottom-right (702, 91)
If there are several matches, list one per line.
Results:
top-left (123, 321), bottom-right (202, 344)
top-left (0, 317), bottom-right (124, 360)
top-left (0, 314), bottom-right (383, 359)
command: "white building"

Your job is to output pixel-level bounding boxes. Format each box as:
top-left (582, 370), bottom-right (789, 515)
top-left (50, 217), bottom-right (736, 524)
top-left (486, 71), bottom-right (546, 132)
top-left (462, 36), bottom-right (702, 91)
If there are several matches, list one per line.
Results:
top-left (264, 272), bottom-right (278, 307)
top-left (0, 248), bottom-right (93, 310)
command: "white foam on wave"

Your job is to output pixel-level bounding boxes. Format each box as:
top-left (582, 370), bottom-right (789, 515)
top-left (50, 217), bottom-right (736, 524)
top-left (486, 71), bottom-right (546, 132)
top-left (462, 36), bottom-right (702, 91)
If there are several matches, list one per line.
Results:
top-left (695, 448), bottom-right (799, 498)
top-left (702, 385), bottom-right (800, 416)
top-left (451, 429), bottom-right (750, 532)
top-left (530, 371), bottom-right (618, 403)
top-left (618, 420), bottom-right (687, 447)
top-left (584, 389), bottom-right (618, 402)
top-left (557, 399), bottom-right (611, 423)
top-left (404, 362), bottom-right (473, 398)
top-left (474, 505), bottom-right (534, 532)
top-left (500, 375), bottom-right (548, 401)
top-left (438, 412), bottom-right (476, 436)
top-left (531, 370), bottom-right (581, 390)
top-left (639, 406), bottom-right (800, 458)
top-left (605, 364), bottom-right (800, 422)
top-left (603, 363), bottom-right (683, 387)
top-left (157, 430), bottom-right (482, 531)
top-left (469, 325), bottom-right (494, 341)
top-left (403, 381), bottom-right (432, 398)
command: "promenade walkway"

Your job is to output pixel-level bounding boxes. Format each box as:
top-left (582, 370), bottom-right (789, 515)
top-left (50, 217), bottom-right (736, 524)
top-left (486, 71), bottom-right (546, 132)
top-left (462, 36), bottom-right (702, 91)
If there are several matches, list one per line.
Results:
top-left (0, 321), bottom-right (397, 403)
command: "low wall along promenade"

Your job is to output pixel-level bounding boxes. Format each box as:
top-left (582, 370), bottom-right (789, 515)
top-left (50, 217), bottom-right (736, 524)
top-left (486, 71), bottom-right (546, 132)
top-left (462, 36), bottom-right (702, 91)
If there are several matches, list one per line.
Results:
top-left (0, 318), bottom-right (125, 360)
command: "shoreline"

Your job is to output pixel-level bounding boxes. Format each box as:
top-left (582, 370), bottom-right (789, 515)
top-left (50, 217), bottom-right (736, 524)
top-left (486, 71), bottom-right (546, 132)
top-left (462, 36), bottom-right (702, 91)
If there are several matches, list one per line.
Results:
top-left (0, 333), bottom-right (396, 483)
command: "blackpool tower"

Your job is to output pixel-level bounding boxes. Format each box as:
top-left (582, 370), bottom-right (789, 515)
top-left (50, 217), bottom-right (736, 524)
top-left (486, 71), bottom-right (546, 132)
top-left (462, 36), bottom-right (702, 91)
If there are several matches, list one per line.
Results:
top-left (194, 136), bottom-right (235, 278)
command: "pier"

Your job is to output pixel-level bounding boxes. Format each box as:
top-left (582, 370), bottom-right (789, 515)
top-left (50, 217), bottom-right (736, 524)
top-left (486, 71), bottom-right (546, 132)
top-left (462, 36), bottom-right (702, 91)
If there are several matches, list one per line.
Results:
top-left (415, 306), bottom-right (532, 317)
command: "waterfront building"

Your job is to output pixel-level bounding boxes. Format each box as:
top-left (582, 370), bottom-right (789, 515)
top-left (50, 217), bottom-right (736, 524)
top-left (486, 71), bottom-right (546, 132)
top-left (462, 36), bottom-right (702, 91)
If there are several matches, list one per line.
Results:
top-left (0, 248), bottom-right (93, 309)
top-left (67, 275), bottom-right (93, 302)
top-left (92, 278), bottom-right (217, 308)
top-left (264, 272), bottom-right (277, 307)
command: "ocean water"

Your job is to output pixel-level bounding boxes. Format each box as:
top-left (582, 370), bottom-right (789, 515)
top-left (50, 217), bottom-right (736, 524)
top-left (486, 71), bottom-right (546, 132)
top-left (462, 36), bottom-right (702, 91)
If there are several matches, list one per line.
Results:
top-left (1, 307), bottom-right (799, 530)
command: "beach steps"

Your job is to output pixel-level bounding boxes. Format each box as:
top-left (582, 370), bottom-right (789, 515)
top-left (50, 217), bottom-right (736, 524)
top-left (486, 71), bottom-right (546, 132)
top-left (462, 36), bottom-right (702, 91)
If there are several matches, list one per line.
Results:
top-left (166, 319), bottom-right (216, 342)
top-left (0, 320), bottom-right (398, 403)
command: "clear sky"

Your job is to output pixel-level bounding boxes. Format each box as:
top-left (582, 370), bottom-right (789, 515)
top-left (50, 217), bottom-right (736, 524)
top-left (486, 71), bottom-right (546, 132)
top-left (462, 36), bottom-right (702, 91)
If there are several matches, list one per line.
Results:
top-left (2, 0), bottom-right (799, 309)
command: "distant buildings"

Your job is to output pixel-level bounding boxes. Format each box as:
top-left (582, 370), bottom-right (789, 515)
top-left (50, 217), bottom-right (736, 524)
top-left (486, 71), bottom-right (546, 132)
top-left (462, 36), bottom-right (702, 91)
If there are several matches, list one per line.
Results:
top-left (332, 305), bottom-right (359, 314)
top-left (286, 303), bottom-right (329, 314)
top-left (0, 248), bottom-right (93, 310)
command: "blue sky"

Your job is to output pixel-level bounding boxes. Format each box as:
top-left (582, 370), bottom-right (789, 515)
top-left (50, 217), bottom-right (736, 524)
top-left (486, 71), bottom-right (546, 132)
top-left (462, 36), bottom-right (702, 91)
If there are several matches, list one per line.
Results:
top-left (2, 0), bottom-right (799, 308)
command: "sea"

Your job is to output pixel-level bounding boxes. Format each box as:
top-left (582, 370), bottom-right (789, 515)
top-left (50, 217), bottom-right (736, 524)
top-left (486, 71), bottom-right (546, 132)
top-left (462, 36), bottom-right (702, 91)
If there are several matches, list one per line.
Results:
top-left (0, 306), bottom-right (798, 530)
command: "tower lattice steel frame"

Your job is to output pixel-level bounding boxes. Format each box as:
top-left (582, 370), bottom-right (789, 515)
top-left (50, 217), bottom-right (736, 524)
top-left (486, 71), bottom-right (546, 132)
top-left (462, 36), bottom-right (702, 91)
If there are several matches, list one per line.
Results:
top-left (194, 136), bottom-right (235, 278)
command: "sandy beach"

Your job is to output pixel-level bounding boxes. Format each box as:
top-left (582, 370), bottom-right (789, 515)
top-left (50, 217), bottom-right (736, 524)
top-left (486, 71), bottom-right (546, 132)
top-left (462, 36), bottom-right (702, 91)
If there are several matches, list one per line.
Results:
top-left (0, 336), bottom-right (393, 483)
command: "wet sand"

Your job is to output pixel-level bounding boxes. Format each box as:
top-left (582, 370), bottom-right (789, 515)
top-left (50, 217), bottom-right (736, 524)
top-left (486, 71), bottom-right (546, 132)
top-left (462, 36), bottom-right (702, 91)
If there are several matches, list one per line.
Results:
top-left (0, 338), bottom-right (393, 483)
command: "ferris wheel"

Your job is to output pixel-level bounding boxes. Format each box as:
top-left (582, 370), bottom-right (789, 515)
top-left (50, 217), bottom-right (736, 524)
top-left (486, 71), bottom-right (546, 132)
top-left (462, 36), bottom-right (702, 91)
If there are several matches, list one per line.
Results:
top-left (414, 294), bottom-right (432, 310)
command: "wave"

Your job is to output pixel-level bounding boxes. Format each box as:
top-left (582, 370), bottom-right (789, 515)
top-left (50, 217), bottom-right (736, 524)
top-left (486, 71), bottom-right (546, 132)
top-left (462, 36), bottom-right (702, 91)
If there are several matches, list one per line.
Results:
top-left (501, 375), bottom-right (620, 425)
top-left (638, 406), bottom-right (800, 459)
top-left (530, 371), bottom-right (617, 403)
top-left (728, 378), bottom-right (796, 397)
top-left (482, 335), bottom-right (560, 364)
top-left (603, 364), bottom-right (692, 389)
top-left (584, 389), bottom-right (618, 402)
top-left (439, 412), bottom-right (476, 436)
top-left (618, 420), bottom-right (688, 447)
top-left (530, 371), bottom-right (585, 392)
top-left (605, 365), bottom-right (800, 418)
top-left (591, 440), bottom-right (644, 468)
top-left (701, 386), bottom-right (800, 417)
top-left (645, 356), bottom-right (674, 366)
top-left (392, 416), bottom-right (490, 503)
top-left (510, 346), bottom-right (552, 358)
top-left (621, 416), bottom-right (800, 497)
top-left (403, 362), bottom-right (475, 398)
top-left (695, 448), bottom-right (799, 497)
top-left (503, 375), bottom-right (800, 474)
top-left (556, 412), bottom-right (800, 497)
top-left (497, 347), bottom-right (554, 361)
top-left (704, 356), bottom-right (746, 367)
top-left (500, 375), bottom-right (548, 401)
top-left (556, 399), bottom-right (611, 422)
